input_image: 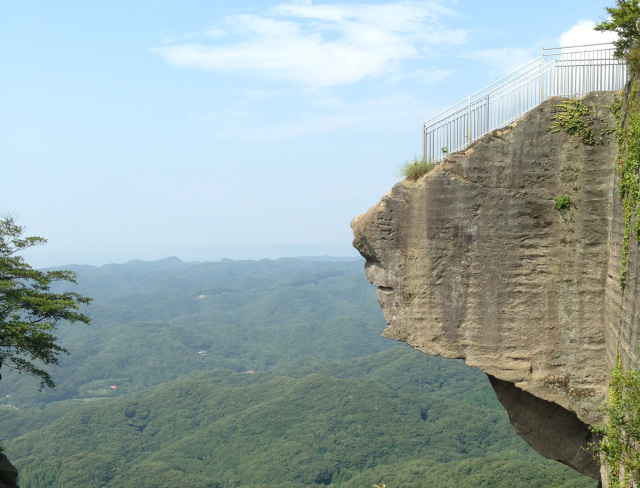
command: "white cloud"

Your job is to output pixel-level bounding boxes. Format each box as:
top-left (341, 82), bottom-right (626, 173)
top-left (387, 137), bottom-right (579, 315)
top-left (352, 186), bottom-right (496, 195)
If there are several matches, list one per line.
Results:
top-left (559, 20), bottom-right (617, 47)
top-left (152, 1), bottom-right (467, 88)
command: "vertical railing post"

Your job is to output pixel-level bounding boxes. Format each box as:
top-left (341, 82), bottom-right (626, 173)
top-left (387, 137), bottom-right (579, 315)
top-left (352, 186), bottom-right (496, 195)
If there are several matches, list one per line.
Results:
top-left (422, 124), bottom-right (426, 161)
top-left (467, 95), bottom-right (471, 145)
top-left (539, 48), bottom-right (544, 103)
top-left (485, 94), bottom-right (490, 134)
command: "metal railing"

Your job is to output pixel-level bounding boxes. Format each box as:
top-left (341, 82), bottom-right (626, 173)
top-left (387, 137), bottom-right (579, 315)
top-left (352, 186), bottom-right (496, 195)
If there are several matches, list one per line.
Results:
top-left (423, 43), bottom-right (628, 163)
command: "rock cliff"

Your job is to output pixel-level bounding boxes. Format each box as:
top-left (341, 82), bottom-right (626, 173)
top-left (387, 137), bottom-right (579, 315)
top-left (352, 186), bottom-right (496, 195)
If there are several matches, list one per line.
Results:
top-left (0, 454), bottom-right (19, 488)
top-left (352, 90), bottom-right (632, 482)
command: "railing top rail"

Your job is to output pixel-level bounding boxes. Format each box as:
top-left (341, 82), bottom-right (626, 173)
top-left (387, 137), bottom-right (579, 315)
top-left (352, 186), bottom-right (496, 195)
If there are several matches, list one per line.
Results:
top-left (543, 42), bottom-right (616, 53)
top-left (423, 43), bottom-right (618, 127)
top-left (423, 56), bottom-right (545, 126)
top-left (464, 56), bottom-right (543, 99)
top-left (424, 56), bottom-right (542, 125)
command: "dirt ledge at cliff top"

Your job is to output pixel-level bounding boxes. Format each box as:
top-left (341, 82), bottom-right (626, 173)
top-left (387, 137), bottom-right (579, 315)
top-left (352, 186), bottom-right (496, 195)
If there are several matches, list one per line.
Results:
top-left (352, 91), bottom-right (624, 481)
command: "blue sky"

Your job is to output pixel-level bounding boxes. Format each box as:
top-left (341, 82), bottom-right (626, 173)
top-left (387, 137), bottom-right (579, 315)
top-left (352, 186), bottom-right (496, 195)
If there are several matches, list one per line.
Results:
top-left (0, 0), bottom-right (617, 267)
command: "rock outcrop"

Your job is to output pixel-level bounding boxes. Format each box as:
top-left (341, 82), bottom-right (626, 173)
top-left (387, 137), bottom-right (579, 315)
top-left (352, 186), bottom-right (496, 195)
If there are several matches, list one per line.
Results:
top-left (352, 90), bottom-right (629, 482)
top-left (0, 454), bottom-right (19, 488)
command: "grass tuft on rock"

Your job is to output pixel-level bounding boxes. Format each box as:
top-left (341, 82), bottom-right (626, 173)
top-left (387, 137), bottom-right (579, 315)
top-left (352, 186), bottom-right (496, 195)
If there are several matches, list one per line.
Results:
top-left (401, 157), bottom-right (436, 181)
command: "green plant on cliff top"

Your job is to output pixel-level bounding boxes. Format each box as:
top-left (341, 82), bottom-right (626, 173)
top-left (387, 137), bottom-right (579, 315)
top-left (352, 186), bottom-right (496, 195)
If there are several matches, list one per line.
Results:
top-left (555, 195), bottom-right (572, 211)
top-left (400, 156), bottom-right (436, 181)
top-left (592, 351), bottom-right (640, 487)
top-left (548, 99), bottom-right (597, 145)
top-left (596, 0), bottom-right (640, 74)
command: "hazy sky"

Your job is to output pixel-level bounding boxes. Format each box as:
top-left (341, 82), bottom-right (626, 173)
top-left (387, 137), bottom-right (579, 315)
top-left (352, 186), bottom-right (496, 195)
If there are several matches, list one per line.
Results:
top-left (1, 0), bottom-right (617, 267)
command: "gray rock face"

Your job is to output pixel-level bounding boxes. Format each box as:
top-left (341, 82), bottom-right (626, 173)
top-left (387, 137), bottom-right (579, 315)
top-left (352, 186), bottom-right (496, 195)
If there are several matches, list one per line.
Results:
top-left (488, 375), bottom-right (599, 479)
top-left (352, 91), bottom-right (625, 481)
top-left (0, 454), bottom-right (19, 488)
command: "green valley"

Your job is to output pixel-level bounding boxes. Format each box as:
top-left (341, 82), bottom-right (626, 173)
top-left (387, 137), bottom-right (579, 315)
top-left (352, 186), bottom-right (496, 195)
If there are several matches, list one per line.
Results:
top-left (0, 258), bottom-right (598, 487)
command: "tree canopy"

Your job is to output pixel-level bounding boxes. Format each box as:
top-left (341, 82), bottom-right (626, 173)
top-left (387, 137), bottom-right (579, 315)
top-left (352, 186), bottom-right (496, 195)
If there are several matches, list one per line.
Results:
top-left (596, 0), bottom-right (640, 72)
top-left (0, 217), bottom-right (91, 389)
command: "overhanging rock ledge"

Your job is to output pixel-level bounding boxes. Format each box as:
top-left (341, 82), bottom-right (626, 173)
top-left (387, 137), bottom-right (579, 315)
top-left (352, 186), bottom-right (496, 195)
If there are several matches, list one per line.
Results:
top-left (351, 91), bottom-right (632, 482)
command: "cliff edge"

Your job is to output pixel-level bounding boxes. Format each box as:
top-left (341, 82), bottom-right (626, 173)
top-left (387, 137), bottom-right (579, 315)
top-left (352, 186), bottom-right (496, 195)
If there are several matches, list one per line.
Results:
top-left (352, 90), bottom-right (630, 482)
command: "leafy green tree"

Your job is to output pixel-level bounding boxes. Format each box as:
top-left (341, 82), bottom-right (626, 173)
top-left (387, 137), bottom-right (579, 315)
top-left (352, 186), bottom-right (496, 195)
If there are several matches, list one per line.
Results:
top-left (0, 217), bottom-right (91, 389)
top-left (592, 352), bottom-right (640, 487)
top-left (596, 0), bottom-right (640, 72)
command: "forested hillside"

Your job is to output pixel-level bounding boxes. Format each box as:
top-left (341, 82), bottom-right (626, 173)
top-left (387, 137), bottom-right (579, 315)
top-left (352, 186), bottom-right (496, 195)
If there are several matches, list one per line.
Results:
top-left (0, 258), bottom-right (598, 487)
